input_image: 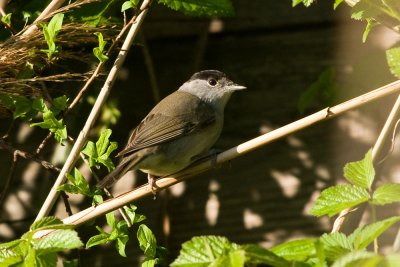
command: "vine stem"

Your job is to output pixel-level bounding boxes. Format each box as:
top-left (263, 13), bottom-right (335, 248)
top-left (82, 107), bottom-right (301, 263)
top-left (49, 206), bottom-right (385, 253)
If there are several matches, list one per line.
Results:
top-left (34, 0), bottom-right (153, 222)
top-left (31, 79), bottom-right (400, 232)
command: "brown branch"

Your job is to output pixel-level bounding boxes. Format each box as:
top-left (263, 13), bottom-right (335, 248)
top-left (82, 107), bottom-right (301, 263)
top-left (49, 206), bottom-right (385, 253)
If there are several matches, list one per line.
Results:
top-left (0, 138), bottom-right (61, 172)
top-left (0, 151), bottom-right (18, 209)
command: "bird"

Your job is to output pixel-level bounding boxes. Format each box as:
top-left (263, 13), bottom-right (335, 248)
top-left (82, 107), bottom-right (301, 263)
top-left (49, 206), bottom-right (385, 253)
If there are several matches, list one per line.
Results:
top-left (97, 70), bottom-right (246, 193)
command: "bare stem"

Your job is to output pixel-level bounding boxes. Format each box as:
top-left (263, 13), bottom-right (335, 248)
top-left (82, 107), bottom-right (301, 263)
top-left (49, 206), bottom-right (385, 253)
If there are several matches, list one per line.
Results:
top-left (0, 152), bottom-right (18, 209)
top-left (34, 0), bottom-right (153, 222)
top-left (32, 79), bottom-right (400, 230)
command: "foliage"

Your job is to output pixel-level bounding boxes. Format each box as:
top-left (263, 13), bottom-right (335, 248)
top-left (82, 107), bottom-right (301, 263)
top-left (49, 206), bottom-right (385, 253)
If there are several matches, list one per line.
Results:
top-left (40, 13), bottom-right (64, 60)
top-left (93, 32), bottom-right (109, 63)
top-left (0, 217), bottom-right (83, 266)
top-left (82, 129), bottom-right (118, 172)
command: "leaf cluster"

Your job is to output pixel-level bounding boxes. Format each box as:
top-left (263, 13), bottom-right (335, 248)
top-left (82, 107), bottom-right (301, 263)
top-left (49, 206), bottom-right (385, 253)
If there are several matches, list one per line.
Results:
top-left (0, 217), bottom-right (83, 267)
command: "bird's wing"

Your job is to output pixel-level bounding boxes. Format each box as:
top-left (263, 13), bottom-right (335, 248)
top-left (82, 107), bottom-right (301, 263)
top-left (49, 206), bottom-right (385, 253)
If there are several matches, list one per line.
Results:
top-left (117, 100), bottom-right (216, 157)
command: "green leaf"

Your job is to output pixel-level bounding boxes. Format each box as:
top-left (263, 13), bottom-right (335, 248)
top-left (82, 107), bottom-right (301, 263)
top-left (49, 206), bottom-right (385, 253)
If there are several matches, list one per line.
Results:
top-left (311, 184), bottom-right (370, 217)
top-left (93, 32), bottom-right (109, 62)
top-left (31, 110), bottom-right (67, 144)
top-left (319, 232), bottom-right (352, 261)
top-left (137, 224), bottom-right (157, 258)
top-left (142, 259), bottom-right (157, 267)
top-left (386, 46), bottom-right (400, 79)
top-left (1, 13), bottom-right (12, 27)
top-left (362, 18), bottom-right (377, 43)
top-left (292, 0), bottom-right (315, 7)
top-left (343, 149), bottom-right (375, 189)
top-left (372, 183), bottom-right (400, 205)
top-left (116, 235), bottom-right (129, 257)
top-left (30, 217), bottom-right (63, 231)
top-left (35, 230), bottom-right (83, 254)
top-left (82, 129), bottom-right (117, 171)
top-left (334, 0), bottom-right (344, 9)
top-left (121, 0), bottom-right (139, 12)
top-left (298, 67), bottom-right (336, 114)
top-left (124, 205), bottom-right (147, 225)
top-left (157, 0), bottom-right (234, 17)
top-left (0, 95), bottom-right (38, 121)
top-left (351, 0), bottom-right (383, 20)
top-left (331, 251), bottom-right (378, 267)
top-left (52, 96), bottom-right (68, 115)
top-left (171, 236), bottom-right (239, 267)
top-left (348, 216), bottom-right (400, 250)
top-left (243, 244), bottom-right (290, 267)
top-left (86, 234), bottom-right (110, 248)
top-left (106, 212), bottom-right (116, 229)
top-left (47, 13), bottom-right (64, 38)
top-left (40, 13), bottom-right (64, 59)
top-left (271, 238), bottom-right (316, 262)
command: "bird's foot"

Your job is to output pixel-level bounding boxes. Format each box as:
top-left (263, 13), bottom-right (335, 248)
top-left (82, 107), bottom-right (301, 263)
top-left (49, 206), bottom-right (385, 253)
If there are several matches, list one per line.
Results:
top-left (148, 174), bottom-right (159, 199)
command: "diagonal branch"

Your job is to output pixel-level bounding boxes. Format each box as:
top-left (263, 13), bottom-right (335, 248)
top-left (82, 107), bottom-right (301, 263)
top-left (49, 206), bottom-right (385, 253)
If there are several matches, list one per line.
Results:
top-left (34, 0), bottom-right (153, 222)
top-left (44, 79), bottom-right (400, 228)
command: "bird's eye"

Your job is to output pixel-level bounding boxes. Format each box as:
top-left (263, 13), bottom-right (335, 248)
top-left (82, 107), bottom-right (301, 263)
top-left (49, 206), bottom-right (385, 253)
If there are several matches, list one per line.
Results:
top-left (208, 78), bottom-right (217, 87)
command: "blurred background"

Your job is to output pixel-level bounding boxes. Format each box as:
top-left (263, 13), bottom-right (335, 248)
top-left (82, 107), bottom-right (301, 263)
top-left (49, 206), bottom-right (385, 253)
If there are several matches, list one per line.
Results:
top-left (1, 0), bottom-right (400, 266)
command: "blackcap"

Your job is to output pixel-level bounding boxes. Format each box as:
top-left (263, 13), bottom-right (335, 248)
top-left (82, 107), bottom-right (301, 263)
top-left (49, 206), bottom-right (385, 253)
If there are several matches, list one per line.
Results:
top-left (97, 70), bottom-right (246, 192)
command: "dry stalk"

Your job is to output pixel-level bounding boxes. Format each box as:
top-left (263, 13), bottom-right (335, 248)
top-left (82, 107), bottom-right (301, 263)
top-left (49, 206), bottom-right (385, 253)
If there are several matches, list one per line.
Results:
top-left (34, 0), bottom-right (154, 222)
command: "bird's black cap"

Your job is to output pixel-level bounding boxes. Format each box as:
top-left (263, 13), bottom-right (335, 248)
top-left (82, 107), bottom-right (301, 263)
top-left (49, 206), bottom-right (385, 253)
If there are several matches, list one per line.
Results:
top-left (189, 70), bottom-right (227, 81)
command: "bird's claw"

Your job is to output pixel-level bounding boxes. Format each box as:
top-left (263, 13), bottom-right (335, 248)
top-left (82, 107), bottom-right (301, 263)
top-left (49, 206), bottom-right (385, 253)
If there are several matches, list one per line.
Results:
top-left (148, 174), bottom-right (159, 199)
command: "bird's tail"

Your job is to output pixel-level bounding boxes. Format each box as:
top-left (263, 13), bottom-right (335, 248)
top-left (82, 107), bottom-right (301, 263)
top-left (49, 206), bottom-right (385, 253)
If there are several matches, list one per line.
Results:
top-left (97, 154), bottom-right (141, 189)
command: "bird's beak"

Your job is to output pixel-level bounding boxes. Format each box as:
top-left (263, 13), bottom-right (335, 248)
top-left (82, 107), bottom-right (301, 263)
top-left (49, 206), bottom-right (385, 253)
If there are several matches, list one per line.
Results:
top-left (226, 83), bottom-right (247, 91)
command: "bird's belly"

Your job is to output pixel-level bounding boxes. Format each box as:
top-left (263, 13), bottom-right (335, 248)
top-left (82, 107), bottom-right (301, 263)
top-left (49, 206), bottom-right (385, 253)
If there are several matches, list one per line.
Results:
top-left (137, 122), bottom-right (222, 176)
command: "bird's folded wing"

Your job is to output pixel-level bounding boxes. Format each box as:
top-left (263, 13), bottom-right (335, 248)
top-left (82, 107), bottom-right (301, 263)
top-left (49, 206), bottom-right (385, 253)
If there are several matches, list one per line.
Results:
top-left (117, 109), bottom-right (215, 157)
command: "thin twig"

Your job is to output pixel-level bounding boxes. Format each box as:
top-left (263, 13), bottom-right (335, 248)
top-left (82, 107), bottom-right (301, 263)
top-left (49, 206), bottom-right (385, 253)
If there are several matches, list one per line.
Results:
top-left (35, 0), bottom-right (153, 222)
top-left (30, 79), bottom-right (400, 231)
top-left (0, 138), bottom-right (61, 172)
top-left (0, 152), bottom-right (18, 209)
top-left (140, 33), bottom-right (160, 102)
top-left (36, 132), bottom-right (53, 155)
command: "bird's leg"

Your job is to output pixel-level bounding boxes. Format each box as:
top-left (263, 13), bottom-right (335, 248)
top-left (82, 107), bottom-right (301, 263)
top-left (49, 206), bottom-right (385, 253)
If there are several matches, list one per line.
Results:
top-left (147, 174), bottom-right (159, 197)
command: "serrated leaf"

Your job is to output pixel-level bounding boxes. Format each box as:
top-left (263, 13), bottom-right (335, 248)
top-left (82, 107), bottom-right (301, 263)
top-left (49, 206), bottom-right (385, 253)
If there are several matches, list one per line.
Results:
top-left (311, 185), bottom-right (370, 217)
top-left (171, 236), bottom-right (239, 267)
top-left (319, 232), bottom-right (352, 261)
top-left (371, 183), bottom-right (400, 205)
top-left (96, 129), bottom-right (112, 155)
top-left (116, 235), bottom-right (129, 257)
top-left (331, 251), bottom-right (378, 267)
top-left (82, 141), bottom-right (97, 165)
top-left (348, 216), bottom-right (400, 250)
top-left (61, 168), bottom-right (91, 196)
top-left (30, 217), bottom-right (63, 231)
top-left (243, 244), bottom-right (289, 267)
top-left (292, 0), bottom-right (315, 7)
top-left (137, 224), bottom-right (157, 258)
top-left (351, 0), bottom-right (383, 20)
top-left (158, 0), bottom-right (234, 17)
top-left (271, 238), bottom-right (316, 262)
top-left (386, 46), bottom-right (400, 79)
top-left (52, 96), bottom-right (68, 115)
top-left (343, 149), bottom-right (375, 189)
top-left (106, 212), bottom-right (116, 228)
top-left (35, 230), bottom-right (83, 254)
top-left (86, 234), bottom-right (110, 248)
top-left (124, 205), bottom-right (146, 225)
top-left (334, 0), bottom-right (344, 9)
top-left (362, 18), bottom-right (377, 43)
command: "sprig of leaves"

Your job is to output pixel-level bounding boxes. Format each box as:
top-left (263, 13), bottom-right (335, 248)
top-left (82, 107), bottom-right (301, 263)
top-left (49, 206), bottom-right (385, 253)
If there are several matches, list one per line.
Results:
top-left (121, 0), bottom-right (140, 12)
top-left (82, 129), bottom-right (118, 172)
top-left (30, 96), bottom-right (68, 144)
top-left (86, 205), bottom-right (146, 258)
top-left (40, 13), bottom-right (64, 60)
top-left (0, 217), bottom-right (83, 267)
